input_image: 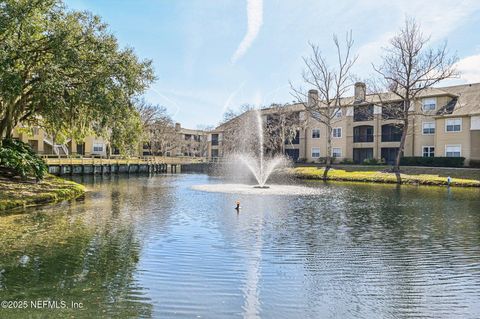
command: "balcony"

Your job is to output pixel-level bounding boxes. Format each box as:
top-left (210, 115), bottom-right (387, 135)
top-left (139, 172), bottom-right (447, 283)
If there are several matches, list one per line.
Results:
top-left (285, 130), bottom-right (300, 145)
top-left (211, 134), bottom-right (219, 146)
top-left (354, 104), bottom-right (374, 122)
top-left (353, 125), bottom-right (374, 143)
top-left (354, 134), bottom-right (374, 143)
top-left (381, 124), bottom-right (403, 142)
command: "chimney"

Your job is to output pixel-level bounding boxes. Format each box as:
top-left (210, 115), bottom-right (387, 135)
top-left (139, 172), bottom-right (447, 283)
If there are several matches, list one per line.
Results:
top-left (308, 89), bottom-right (318, 107)
top-left (175, 123), bottom-right (181, 131)
top-left (354, 82), bottom-right (366, 103)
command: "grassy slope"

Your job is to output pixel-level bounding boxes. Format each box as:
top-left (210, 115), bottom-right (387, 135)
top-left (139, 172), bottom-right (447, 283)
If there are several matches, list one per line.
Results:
top-left (0, 174), bottom-right (85, 211)
top-left (292, 167), bottom-right (480, 187)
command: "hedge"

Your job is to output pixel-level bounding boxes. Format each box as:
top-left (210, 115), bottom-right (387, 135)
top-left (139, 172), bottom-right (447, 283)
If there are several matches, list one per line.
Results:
top-left (400, 156), bottom-right (465, 167)
top-left (469, 160), bottom-right (480, 168)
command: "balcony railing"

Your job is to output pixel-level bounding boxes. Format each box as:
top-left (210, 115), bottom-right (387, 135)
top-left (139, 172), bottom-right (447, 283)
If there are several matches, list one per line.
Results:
top-left (353, 134), bottom-right (374, 143)
top-left (381, 134), bottom-right (402, 142)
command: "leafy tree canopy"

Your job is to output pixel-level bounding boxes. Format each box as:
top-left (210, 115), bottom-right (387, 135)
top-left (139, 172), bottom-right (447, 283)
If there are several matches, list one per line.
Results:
top-left (0, 0), bottom-right (155, 151)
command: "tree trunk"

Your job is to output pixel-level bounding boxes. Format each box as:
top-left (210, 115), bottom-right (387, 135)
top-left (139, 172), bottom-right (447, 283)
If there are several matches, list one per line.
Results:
top-left (0, 103), bottom-right (15, 139)
top-left (394, 118), bottom-right (409, 184)
top-left (323, 126), bottom-right (332, 181)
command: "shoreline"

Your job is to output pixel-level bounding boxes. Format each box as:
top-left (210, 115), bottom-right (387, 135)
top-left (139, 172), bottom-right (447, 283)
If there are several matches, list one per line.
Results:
top-left (291, 167), bottom-right (480, 187)
top-left (0, 175), bottom-right (85, 212)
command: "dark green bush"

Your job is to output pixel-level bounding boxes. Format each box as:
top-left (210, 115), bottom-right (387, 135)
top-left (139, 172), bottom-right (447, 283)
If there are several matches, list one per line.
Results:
top-left (400, 156), bottom-right (465, 167)
top-left (362, 158), bottom-right (380, 165)
top-left (469, 160), bottom-right (480, 168)
top-left (314, 157), bottom-right (337, 164)
top-left (0, 139), bottom-right (47, 180)
top-left (340, 158), bottom-right (355, 165)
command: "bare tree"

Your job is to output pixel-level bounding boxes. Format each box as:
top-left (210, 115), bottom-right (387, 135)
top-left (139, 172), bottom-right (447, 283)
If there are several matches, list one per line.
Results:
top-left (291, 32), bottom-right (357, 180)
top-left (263, 104), bottom-right (306, 155)
top-left (135, 100), bottom-right (179, 156)
top-left (372, 18), bottom-right (458, 178)
top-left (219, 105), bottom-right (257, 155)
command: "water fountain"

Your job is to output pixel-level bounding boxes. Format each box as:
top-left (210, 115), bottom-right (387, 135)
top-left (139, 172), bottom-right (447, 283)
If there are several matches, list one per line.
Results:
top-left (238, 109), bottom-right (285, 188)
top-left (192, 109), bottom-right (322, 195)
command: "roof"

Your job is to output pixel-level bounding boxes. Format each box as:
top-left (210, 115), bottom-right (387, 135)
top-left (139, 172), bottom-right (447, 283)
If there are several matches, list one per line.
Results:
top-left (438, 83), bottom-right (480, 116)
top-left (178, 127), bottom-right (207, 135)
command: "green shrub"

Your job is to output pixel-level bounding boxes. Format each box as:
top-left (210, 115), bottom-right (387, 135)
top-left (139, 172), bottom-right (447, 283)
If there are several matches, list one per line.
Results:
top-left (469, 160), bottom-right (480, 168)
top-left (400, 156), bottom-right (465, 167)
top-left (362, 158), bottom-right (380, 165)
top-left (0, 139), bottom-right (47, 180)
top-left (340, 158), bottom-right (355, 164)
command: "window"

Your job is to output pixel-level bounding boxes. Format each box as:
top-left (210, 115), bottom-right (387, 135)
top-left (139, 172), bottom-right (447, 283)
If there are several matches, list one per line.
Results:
top-left (332, 128), bottom-right (342, 138)
top-left (93, 143), bottom-right (104, 152)
top-left (423, 146), bottom-right (435, 157)
top-left (445, 145), bottom-right (461, 157)
top-left (422, 98), bottom-right (437, 111)
top-left (311, 147), bottom-right (320, 158)
top-left (334, 109), bottom-right (342, 118)
top-left (446, 118), bottom-right (462, 132)
top-left (422, 122), bottom-right (435, 134)
top-left (312, 129), bottom-right (320, 139)
top-left (332, 148), bottom-right (342, 157)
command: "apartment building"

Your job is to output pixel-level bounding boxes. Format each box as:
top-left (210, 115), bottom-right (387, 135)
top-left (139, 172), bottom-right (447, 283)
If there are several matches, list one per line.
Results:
top-left (207, 82), bottom-right (480, 165)
top-left (12, 127), bottom-right (108, 157)
top-left (141, 123), bottom-right (208, 157)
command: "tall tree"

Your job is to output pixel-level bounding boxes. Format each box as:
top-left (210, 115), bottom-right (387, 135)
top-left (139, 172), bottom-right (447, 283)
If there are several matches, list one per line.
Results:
top-left (220, 105), bottom-right (257, 155)
top-left (291, 33), bottom-right (357, 179)
top-left (263, 104), bottom-right (305, 156)
top-left (372, 18), bottom-right (458, 177)
top-left (135, 100), bottom-right (179, 156)
top-left (0, 0), bottom-right (154, 146)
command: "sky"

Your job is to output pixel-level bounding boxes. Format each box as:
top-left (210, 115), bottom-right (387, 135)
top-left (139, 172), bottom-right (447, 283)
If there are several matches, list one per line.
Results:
top-left (64, 0), bottom-right (480, 128)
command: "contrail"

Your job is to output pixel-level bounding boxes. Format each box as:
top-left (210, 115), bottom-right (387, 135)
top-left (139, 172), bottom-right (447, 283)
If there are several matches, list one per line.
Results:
top-left (222, 81), bottom-right (246, 113)
top-left (149, 87), bottom-right (181, 118)
top-left (231, 0), bottom-right (263, 64)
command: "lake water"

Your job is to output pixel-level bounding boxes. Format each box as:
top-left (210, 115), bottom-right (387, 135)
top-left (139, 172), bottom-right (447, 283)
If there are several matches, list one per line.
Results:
top-left (1, 174), bottom-right (480, 318)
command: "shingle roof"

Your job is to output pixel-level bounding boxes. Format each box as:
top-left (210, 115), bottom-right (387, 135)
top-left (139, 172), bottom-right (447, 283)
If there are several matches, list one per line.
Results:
top-left (438, 83), bottom-right (480, 116)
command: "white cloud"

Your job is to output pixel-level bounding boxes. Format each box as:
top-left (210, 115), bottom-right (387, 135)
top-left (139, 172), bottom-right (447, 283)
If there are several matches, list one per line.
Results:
top-left (231, 0), bottom-right (263, 64)
top-left (356, 0), bottom-right (480, 66)
top-left (456, 54), bottom-right (480, 83)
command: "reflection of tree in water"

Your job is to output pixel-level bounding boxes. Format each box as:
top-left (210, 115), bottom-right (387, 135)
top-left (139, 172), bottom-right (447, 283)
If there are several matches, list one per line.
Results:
top-left (0, 208), bottom-right (152, 318)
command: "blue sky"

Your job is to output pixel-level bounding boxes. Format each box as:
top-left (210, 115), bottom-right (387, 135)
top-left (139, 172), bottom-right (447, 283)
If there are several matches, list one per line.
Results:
top-left (65, 0), bottom-right (480, 128)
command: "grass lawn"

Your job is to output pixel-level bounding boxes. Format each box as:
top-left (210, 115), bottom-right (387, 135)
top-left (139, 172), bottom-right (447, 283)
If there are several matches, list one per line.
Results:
top-left (292, 166), bottom-right (480, 187)
top-left (0, 174), bottom-right (85, 212)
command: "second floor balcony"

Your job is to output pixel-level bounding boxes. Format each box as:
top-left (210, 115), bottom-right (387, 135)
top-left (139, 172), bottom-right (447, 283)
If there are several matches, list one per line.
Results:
top-left (285, 130), bottom-right (300, 145)
top-left (211, 134), bottom-right (219, 146)
top-left (381, 124), bottom-right (403, 142)
top-left (353, 125), bottom-right (374, 143)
